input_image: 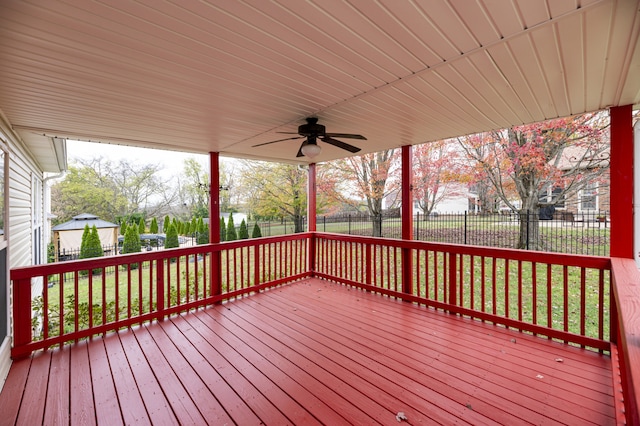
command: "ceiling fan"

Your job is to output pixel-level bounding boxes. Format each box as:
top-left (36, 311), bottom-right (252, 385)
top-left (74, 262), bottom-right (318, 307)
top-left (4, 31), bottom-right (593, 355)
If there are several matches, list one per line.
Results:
top-left (252, 117), bottom-right (366, 158)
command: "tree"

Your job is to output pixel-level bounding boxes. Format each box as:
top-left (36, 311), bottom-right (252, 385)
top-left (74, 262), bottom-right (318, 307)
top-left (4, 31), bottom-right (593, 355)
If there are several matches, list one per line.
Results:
top-left (80, 225), bottom-right (103, 259)
top-left (121, 225), bottom-right (141, 267)
top-left (96, 157), bottom-right (174, 219)
top-left (163, 215), bottom-right (170, 233)
top-left (251, 222), bottom-right (262, 238)
top-left (220, 217), bottom-right (226, 242)
top-left (51, 156), bottom-right (180, 226)
top-left (149, 217), bottom-right (159, 234)
top-left (138, 217), bottom-right (146, 234)
top-left (165, 224), bottom-right (179, 249)
top-left (120, 221), bottom-right (127, 236)
top-left (80, 225), bottom-right (103, 275)
top-left (180, 158), bottom-right (210, 219)
top-left (239, 161), bottom-right (307, 232)
top-left (334, 149), bottom-right (398, 237)
top-left (196, 218), bottom-right (209, 244)
top-left (80, 224), bottom-right (90, 256)
top-left (51, 164), bottom-right (126, 224)
top-left (226, 213), bottom-right (237, 241)
top-left (458, 113), bottom-right (609, 249)
top-left (413, 140), bottom-right (464, 217)
top-left (239, 219), bottom-right (249, 239)
top-left (190, 217), bottom-right (197, 236)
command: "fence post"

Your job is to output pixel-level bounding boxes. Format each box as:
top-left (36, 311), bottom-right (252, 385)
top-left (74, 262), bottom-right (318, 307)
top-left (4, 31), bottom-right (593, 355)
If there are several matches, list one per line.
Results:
top-left (365, 243), bottom-right (372, 286)
top-left (308, 233), bottom-right (316, 276)
top-left (156, 259), bottom-right (165, 319)
top-left (526, 210), bottom-right (530, 250)
top-left (254, 242), bottom-right (261, 285)
top-left (464, 211), bottom-right (468, 245)
top-left (348, 214), bottom-right (352, 235)
top-left (211, 245), bottom-right (222, 299)
top-left (12, 277), bottom-right (32, 357)
top-left (448, 252), bottom-right (457, 306)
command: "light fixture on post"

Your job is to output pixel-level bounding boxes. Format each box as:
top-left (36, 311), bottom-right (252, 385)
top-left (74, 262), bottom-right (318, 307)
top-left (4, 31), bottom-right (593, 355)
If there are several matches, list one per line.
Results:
top-left (300, 136), bottom-right (321, 158)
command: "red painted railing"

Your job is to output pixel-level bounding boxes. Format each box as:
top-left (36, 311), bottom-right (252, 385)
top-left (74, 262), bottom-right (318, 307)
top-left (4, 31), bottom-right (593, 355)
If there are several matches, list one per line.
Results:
top-left (11, 234), bottom-right (310, 358)
top-left (314, 233), bottom-right (612, 351)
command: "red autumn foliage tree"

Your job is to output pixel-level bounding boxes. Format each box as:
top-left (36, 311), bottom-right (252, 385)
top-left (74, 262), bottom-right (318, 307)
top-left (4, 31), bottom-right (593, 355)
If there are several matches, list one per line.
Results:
top-left (333, 149), bottom-right (399, 237)
top-left (458, 112), bottom-right (609, 249)
top-left (412, 139), bottom-right (466, 217)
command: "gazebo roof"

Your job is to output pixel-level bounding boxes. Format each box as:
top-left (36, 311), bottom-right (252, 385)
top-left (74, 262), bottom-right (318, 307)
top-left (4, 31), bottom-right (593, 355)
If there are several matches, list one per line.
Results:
top-left (51, 214), bottom-right (119, 231)
top-left (1, 1), bottom-right (638, 166)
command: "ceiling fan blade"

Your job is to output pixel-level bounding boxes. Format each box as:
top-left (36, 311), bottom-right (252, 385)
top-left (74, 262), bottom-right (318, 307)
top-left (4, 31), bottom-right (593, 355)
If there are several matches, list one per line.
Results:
top-left (252, 136), bottom-right (303, 147)
top-left (324, 133), bottom-right (367, 140)
top-left (321, 137), bottom-right (362, 153)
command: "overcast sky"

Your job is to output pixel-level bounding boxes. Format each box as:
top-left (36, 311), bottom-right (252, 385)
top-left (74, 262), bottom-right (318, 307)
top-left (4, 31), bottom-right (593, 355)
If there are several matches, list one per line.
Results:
top-left (66, 139), bottom-right (208, 178)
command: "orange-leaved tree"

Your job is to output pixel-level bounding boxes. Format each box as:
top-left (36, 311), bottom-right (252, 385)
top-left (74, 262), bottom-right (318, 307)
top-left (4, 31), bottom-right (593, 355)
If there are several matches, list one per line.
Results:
top-left (458, 112), bottom-right (609, 250)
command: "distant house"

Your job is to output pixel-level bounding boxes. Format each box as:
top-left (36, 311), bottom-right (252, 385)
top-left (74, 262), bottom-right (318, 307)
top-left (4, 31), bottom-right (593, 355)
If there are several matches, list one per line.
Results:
top-left (52, 213), bottom-right (119, 261)
top-left (539, 145), bottom-right (610, 218)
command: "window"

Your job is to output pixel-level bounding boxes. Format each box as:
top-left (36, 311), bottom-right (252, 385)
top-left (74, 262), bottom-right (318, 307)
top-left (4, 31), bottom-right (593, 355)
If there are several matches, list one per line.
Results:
top-left (580, 182), bottom-right (598, 211)
top-left (32, 175), bottom-right (43, 264)
top-left (0, 149), bottom-right (4, 243)
top-left (0, 141), bottom-right (7, 344)
top-left (551, 186), bottom-right (565, 208)
top-left (538, 185), bottom-right (565, 208)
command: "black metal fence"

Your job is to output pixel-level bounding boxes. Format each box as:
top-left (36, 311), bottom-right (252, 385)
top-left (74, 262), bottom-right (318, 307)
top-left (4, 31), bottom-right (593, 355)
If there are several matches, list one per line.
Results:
top-left (55, 244), bottom-right (120, 262)
top-left (316, 210), bottom-right (610, 256)
top-left (52, 210), bottom-right (610, 262)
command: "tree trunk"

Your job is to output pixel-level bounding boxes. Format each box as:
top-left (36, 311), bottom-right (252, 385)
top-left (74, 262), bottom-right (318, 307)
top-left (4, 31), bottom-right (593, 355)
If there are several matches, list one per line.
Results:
top-left (293, 214), bottom-right (304, 233)
top-left (517, 209), bottom-right (543, 250)
top-left (371, 214), bottom-right (383, 237)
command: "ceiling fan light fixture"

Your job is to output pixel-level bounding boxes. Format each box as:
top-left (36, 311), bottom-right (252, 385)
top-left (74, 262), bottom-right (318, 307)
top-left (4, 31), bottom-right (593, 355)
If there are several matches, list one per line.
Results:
top-left (301, 142), bottom-right (321, 158)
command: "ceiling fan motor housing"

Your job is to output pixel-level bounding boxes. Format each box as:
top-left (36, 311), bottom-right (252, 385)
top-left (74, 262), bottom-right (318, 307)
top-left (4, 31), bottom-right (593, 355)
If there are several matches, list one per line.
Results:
top-left (298, 117), bottom-right (325, 136)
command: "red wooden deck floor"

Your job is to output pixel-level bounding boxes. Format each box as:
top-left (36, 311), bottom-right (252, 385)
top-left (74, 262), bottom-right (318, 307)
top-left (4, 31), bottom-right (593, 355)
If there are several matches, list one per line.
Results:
top-left (0, 278), bottom-right (616, 425)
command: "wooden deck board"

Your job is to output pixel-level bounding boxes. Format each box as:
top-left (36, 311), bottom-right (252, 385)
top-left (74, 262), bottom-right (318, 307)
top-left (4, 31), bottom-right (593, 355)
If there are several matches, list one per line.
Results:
top-left (0, 278), bottom-right (617, 425)
top-left (140, 322), bottom-right (236, 425)
top-left (0, 356), bottom-right (31, 425)
top-left (192, 309), bottom-right (352, 424)
top-left (275, 281), bottom-right (615, 423)
top-left (69, 342), bottom-right (96, 426)
top-left (43, 345), bottom-right (70, 426)
top-left (209, 307), bottom-right (404, 424)
top-left (103, 330), bottom-right (151, 425)
top-left (87, 339), bottom-right (123, 426)
top-left (252, 284), bottom-right (543, 424)
top-left (16, 351), bottom-right (51, 425)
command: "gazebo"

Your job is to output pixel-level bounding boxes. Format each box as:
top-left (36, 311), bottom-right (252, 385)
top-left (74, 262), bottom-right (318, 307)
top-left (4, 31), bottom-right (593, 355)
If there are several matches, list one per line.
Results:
top-left (52, 214), bottom-right (119, 261)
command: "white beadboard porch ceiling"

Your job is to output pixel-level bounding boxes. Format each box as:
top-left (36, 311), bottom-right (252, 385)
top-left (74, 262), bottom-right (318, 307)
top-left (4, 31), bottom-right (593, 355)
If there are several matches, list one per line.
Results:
top-left (1, 0), bottom-right (639, 169)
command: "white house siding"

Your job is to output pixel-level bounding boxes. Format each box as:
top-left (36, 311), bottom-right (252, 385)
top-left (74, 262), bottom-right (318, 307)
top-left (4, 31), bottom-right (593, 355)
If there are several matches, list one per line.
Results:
top-left (0, 118), bottom-right (46, 390)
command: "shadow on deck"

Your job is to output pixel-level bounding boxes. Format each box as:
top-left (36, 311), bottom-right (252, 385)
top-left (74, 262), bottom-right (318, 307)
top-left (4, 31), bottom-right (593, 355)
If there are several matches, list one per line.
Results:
top-left (0, 278), bottom-right (615, 425)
